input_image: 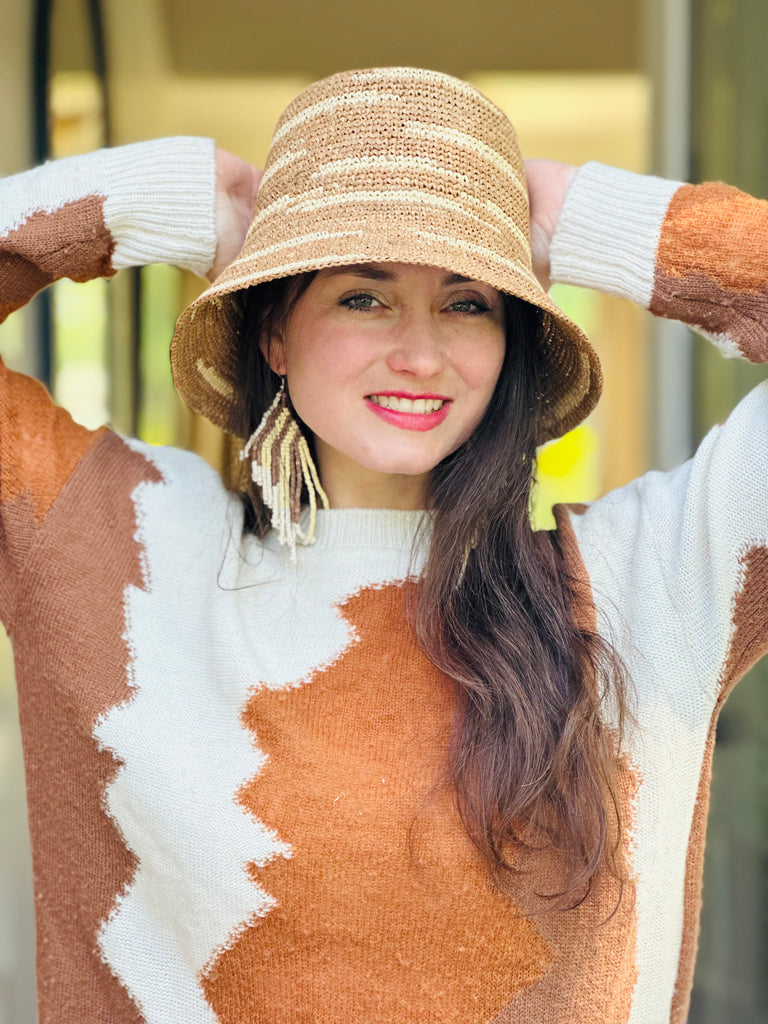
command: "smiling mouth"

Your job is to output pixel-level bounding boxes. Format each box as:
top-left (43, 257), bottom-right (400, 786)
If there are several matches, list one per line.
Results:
top-left (367, 395), bottom-right (448, 414)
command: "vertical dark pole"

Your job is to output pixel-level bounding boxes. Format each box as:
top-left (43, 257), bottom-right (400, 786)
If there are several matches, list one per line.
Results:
top-left (87, 0), bottom-right (141, 436)
top-left (88, 0), bottom-right (111, 145)
top-left (32, 0), bottom-right (53, 389)
top-left (31, 0), bottom-right (140, 433)
top-left (130, 268), bottom-right (142, 436)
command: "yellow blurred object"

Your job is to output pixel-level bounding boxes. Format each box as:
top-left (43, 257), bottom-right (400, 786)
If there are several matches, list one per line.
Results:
top-left (532, 423), bottom-right (601, 530)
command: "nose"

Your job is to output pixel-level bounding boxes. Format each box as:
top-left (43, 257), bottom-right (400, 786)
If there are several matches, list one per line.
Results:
top-left (385, 312), bottom-right (447, 378)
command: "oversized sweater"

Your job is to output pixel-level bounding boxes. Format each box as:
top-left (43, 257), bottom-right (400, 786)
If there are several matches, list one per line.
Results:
top-left (1, 138), bottom-right (767, 1024)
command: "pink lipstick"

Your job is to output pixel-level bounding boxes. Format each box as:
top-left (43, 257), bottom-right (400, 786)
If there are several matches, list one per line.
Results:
top-left (365, 391), bottom-right (451, 432)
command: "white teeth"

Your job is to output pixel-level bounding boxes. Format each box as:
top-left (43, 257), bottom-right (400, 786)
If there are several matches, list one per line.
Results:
top-left (370, 395), bottom-right (445, 414)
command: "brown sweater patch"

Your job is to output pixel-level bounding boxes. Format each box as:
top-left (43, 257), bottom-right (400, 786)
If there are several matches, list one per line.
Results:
top-left (650, 184), bottom-right (768, 359)
top-left (202, 582), bottom-right (555, 1024)
top-left (0, 196), bottom-right (115, 321)
top-left (10, 431), bottom-right (162, 1024)
top-left (0, 359), bottom-right (108, 527)
top-left (718, 544), bottom-right (768, 698)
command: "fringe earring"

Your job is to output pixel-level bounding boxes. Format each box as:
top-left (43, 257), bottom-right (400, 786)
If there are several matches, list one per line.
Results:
top-left (240, 378), bottom-right (329, 561)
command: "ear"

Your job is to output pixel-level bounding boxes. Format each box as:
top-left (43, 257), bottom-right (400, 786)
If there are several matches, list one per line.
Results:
top-left (259, 332), bottom-right (287, 376)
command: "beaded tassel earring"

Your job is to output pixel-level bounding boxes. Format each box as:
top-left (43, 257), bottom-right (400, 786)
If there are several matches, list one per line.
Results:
top-left (240, 379), bottom-right (329, 561)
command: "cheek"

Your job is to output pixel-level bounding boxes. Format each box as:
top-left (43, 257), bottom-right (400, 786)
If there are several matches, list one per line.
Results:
top-left (463, 336), bottom-right (506, 398)
top-left (284, 344), bottom-right (350, 439)
top-left (285, 332), bottom-right (373, 414)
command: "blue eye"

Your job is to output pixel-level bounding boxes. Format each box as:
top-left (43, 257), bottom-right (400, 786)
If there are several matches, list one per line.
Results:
top-left (340, 293), bottom-right (378, 310)
top-left (450, 298), bottom-right (489, 314)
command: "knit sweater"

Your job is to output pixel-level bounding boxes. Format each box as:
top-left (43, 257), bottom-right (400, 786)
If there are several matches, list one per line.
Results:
top-left (1, 138), bottom-right (767, 1024)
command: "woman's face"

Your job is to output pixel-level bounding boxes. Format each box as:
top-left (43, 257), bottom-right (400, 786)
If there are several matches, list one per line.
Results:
top-left (265, 262), bottom-right (506, 509)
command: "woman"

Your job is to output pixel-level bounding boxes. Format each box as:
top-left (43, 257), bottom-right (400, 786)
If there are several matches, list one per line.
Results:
top-left (1, 67), bottom-right (767, 1024)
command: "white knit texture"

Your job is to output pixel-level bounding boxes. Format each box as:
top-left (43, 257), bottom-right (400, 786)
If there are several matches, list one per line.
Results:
top-left (550, 162), bottom-right (682, 307)
top-left (103, 137), bottom-right (216, 275)
top-left (0, 150), bottom-right (106, 236)
top-left (94, 446), bottom-right (286, 1022)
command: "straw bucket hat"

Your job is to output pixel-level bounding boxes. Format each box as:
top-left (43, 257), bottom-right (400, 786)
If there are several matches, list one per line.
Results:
top-left (170, 66), bottom-right (601, 444)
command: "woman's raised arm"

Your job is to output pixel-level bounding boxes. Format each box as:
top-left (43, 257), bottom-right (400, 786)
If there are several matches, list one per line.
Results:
top-left (0, 138), bottom-right (259, 634)
top-left (0, 137), bottom-right (260, 319)
top-left (540, 160), bottom-right (768, 362)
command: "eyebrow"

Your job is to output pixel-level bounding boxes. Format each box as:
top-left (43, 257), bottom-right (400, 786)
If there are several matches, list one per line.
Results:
top-left (322, 264), bottom-right (477, 286)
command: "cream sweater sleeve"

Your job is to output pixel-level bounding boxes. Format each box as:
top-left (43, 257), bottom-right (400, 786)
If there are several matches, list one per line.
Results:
top-left (550, 161), bottom-right (768, 362)
top-left (0, 136), bottom-right (217, 320)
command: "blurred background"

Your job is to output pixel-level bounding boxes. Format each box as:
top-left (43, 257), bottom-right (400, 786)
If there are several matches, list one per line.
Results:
top-left (0, 0), bottom-right (766, 1020)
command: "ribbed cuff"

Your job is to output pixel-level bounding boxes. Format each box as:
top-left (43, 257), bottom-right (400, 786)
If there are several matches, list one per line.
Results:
top-left (549, 162), bottom-right (682, 309)
top-left (102, 137), bottom-right (217, 276)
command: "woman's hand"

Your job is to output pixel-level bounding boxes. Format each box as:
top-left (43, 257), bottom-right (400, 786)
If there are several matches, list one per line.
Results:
top-left (208, 149), bottom-right (263, 282)
top-left (524, 159), bottom-right (577, 291)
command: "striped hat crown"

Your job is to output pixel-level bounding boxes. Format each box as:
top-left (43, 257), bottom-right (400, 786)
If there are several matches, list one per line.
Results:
top-left (171, 67), bottom-right (601, 443)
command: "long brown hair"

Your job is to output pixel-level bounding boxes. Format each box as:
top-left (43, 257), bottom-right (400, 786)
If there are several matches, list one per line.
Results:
top-left (232, 276), bottom-right (632, 907)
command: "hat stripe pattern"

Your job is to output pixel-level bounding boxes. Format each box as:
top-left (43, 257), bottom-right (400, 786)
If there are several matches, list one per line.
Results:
top-left (258, 148), bottom-right (307, 186)
top-left (171, 67), bottom-right (602, 443)
top-left (261, 189), bottom-right (509, 239)
top-left (309, 156), bottom-right (531, 253)
top-left (196, 358), bottom-right (235, 398)
top-left (348, 65), bottom-right (504, 109)
top-left (271, 91), bottom-right (401, 148)
top-left (225, 230), bottom-right (366, 273)
top-left (401, 121), bottom-right (529, 199)
top-left (311, 155), bottom-right (472, 187)
top-left (415, 230), bottom-right (541, 289)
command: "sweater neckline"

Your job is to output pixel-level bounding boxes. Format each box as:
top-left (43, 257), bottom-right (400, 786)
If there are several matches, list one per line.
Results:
top-left (292, 507), bottom-right (429, 551)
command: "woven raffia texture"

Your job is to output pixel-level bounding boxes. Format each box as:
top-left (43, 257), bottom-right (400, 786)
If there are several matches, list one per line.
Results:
top-left (171, 67), bottom-right (602, 442)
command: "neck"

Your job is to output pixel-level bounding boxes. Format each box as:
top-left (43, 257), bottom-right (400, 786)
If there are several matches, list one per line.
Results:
top-left (315, 444), bottom-right (428, 511)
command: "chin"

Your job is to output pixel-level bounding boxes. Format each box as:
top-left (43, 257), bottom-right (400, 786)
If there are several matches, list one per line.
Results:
top-left (357, 452), bottom-right (444, 477)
